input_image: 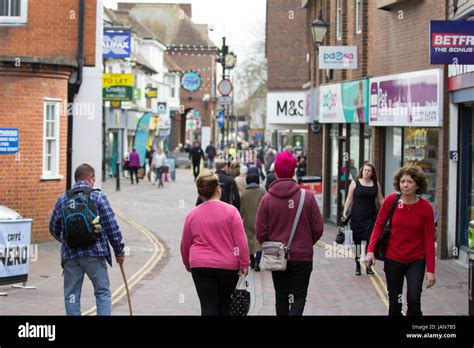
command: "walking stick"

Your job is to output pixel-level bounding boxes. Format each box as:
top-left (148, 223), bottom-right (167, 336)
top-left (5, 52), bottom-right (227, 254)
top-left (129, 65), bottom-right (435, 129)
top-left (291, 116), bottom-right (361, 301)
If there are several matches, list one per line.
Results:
top-left (119, 263), bottom-right (133, 316)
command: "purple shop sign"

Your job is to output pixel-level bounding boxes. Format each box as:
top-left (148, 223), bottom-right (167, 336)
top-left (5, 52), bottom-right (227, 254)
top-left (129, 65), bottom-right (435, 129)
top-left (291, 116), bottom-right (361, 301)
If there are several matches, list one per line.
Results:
top-left (369, 69), bottom-right (443, 127)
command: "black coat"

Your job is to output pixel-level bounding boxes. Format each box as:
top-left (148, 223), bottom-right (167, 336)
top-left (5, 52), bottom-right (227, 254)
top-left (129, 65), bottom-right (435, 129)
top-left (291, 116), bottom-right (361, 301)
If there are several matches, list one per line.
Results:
top-left (196, 170), bottom-right (240, 210)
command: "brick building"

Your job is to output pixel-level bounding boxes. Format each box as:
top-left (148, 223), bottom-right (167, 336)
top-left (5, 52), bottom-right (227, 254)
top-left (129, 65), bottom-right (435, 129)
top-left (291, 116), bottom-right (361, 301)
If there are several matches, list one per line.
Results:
top-left (0, 0), bottom-right (99, 242)
top-left (117, 3), bottom-right (218, 150)
top-left (266, 0), bottom-right (310, 152)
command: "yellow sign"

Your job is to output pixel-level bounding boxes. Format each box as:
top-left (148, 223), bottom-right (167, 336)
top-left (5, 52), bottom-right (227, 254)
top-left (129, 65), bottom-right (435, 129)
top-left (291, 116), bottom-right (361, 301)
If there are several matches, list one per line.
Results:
top-left (102, 74), bottom-right (134, 88)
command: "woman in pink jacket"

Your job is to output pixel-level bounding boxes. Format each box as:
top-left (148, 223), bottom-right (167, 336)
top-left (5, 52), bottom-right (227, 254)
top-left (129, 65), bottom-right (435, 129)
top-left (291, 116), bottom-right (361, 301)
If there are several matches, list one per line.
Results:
top-left (181, 173), bottom-right (250, 315)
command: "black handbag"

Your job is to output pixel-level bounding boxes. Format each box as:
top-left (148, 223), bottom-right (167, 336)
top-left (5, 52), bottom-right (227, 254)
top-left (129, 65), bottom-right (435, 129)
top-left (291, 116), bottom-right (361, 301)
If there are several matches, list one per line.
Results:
top-left (374, 194), bottom-right (401, 261)
top-left (230, 276), bottom-right (250, 316)
top-left (335, 214), bottom-right (351, 245)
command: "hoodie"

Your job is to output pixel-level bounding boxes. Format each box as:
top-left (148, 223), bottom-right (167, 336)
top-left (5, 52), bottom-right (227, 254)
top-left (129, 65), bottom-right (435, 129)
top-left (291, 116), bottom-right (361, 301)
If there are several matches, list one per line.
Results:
top-left (255, 178), bottom-right (324, 261)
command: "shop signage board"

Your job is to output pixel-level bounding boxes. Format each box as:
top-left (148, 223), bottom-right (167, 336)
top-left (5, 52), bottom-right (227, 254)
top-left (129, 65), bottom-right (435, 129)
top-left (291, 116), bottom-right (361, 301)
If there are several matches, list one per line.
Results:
top-left (134, 112), bottom-right (152, 166)
top-left (267, 91), bottom-right (308, 125)
top-left (369, 69), bottom-right (443, 127)
top-left (103, 31), bottom-right (131, 59)
top-left (319, 46), bottom-right (358, 70)
top-left (0, 219), bottom-right (33, 285)
top-left (319, 79), bottom-right (369, 123)
top-left (157, 102), bottom-right (167, 115)
top-left (145, 87), bottom-right (158, 99)
top-left (181, 71), bottom-right (202, 92)
top-left (0, 128), bottom-right (18, 155)
top-left (103, 74), bottom-right (134, 101)
top-left (430, 21), bottom-right (474, 65)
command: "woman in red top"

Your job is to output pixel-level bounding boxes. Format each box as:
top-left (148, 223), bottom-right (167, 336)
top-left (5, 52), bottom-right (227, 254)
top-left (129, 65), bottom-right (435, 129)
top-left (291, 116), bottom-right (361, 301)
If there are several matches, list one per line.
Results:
top-left (365, 165), bottom-right (436, 316)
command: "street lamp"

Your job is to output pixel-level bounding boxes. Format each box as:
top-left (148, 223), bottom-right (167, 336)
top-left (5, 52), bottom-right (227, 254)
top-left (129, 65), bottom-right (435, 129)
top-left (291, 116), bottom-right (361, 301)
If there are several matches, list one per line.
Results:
top-left (311, 10), bottom-right (328, 45)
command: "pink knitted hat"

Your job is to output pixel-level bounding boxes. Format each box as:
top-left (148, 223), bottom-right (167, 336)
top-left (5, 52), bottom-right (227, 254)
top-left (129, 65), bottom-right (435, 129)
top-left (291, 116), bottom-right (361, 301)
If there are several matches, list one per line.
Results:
top-left (274, 152), bottom-right (297, 179)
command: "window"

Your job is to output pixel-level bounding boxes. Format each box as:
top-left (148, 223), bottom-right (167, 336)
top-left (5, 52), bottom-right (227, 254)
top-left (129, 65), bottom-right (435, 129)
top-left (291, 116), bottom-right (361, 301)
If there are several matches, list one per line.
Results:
top-left (336, 0), bottom-right (343, 41)
top-left (0, 0), bottom-right (27, 25)
top-left (355, 0), bottom-right (362, 34)
top-left (167, 75), bottom-right (176, 98)
top-left (42, 100), bottom-right (61, 180)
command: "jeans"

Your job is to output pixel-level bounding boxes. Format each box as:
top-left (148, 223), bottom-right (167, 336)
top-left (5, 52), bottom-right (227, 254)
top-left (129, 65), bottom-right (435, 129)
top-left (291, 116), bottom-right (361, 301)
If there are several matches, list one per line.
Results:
top-left (129, 167), bottom-right (139, 184)
top-left (191, 267), bottom-right (239, 316)
top-left (192, 161), bottom-right (201, 180)
top-left (250, 251), bottom-right (262, 267)
top-left (63, 256), bottom-right (112, 316)
top-left (271, 261), bottom-right (313, 316)
top-left (383, 258), bottom-right (426, 316)
top-left (155, 167), bottom-right (162, 183)
top-left (207, 157), bottom-right (215, 169)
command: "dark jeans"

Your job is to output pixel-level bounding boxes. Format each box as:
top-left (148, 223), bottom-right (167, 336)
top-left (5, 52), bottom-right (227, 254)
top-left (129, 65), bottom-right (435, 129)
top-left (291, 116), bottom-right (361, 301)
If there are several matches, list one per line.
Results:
top-left (129, 167), bottom-right (139, 184)
top-left (383, 258), bottom-right (426, 316)
top-left (191, 267), bottom-right (239, 316)
top-left (271, 261), bottom-right (313, 316)
top-left (192, 161), bottom-right (201, 180)
top-left (250, 251), bottom-right (262, 267)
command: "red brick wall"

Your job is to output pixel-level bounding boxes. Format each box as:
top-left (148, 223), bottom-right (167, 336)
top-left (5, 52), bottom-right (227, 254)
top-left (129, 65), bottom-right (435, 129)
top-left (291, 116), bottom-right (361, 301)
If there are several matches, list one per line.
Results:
top-left (0, 0), bottom-right (97, 67)
top-left (267, 0), bottom-right (309, 90)
top-left (0, 66), bottom-right (71, 242)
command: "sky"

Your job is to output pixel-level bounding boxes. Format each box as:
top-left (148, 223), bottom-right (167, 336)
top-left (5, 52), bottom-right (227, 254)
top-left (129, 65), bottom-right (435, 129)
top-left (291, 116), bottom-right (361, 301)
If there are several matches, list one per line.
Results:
top-left (103, 0), bottom-right (267, 61)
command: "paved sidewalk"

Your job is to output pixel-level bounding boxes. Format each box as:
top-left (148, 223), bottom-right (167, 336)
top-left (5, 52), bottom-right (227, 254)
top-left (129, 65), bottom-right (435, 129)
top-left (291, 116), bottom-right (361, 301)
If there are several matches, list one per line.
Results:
top-left (0, 168), bottom-right (469, 315)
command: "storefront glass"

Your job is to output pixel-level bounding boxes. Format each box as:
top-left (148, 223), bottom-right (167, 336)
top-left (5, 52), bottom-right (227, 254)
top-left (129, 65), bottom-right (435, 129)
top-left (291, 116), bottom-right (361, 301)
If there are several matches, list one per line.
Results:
top-left (364, 125), bottom-right (371, 164)
top-left (330, 124), bottom-right (339, 223)
top-left (349, 124), bottom-right (360, 180)
top-left (403, 128), bottom-right (439, 205)
top-left (384, 127), bottom-right (402, 195)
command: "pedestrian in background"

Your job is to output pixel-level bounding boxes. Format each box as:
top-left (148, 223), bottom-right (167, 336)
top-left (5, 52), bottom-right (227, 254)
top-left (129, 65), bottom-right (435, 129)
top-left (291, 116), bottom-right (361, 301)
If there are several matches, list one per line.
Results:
top-left (365, 165), bottom-right (436, 316)
top-left (343, 162), bottom-right (384, 276)
top-left (235, 165), bottom-right (248, 197)
top-left (265, 163), bottom-right (277, 191)
top-left (256, 152), bottom-right (324, 316)
top-left (189, 141), bottom-right (205, 181)
top-left (152, 148), bottom-right (167, 188)
top-left (181, 173), bottom-right (250, 315)
top-left (205, 141), bottom-right (217, 169)
top-left (49, 164), bottom-right (125, 316)
top-left (240, 172), bottom-right (266, 272)
top-left (128, 148), bottom-right (140, 184)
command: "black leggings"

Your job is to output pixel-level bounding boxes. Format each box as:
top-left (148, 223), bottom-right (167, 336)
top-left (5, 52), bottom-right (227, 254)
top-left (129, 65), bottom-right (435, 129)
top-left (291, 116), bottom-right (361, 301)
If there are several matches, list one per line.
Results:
top-left (383, 258), bottom-right (426, 316)
top-left (191, 268), bottom-right (239, 316)
top-left (192, 161), bottom-right (201, 180)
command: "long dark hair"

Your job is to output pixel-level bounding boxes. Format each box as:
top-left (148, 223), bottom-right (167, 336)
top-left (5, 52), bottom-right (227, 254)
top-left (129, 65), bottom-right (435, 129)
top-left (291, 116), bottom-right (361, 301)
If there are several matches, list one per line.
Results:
top-left (356, 162), bottom-right (378, 183)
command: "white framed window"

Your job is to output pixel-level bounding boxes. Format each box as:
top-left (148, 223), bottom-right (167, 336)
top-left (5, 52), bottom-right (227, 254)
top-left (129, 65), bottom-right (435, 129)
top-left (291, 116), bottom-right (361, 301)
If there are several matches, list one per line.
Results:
top-left (336, 0), bottom-right (343, 41)
top-left (0, 0), bottom-right (28, 25)
top-left (42, 99), bottom-right (62, 180)
top-left (356, 0), bottom-right (363, 34)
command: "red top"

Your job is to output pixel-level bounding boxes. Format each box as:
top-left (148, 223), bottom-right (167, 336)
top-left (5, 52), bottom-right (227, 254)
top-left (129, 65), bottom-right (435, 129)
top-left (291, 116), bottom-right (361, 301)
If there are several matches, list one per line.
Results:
top-left (368, 193), bottom-right (436, 273)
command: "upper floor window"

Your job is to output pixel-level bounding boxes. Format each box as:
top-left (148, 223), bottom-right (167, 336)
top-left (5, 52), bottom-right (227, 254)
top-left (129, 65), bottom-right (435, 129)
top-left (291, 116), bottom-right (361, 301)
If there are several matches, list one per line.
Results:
top-left (356, 0), bottom-right (363, 34)
top-left (336, 0), bottom-right (343, 41)
top-left (0, 0), bottom-right (27, 25)
top-left (42, 99), bottom-right (61, 180)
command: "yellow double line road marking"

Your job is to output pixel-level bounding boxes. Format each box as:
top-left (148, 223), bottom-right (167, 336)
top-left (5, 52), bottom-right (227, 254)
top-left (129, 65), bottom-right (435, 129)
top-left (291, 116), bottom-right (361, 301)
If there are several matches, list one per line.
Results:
top-left (317, 240), bottom-right (389, 309)
top-left (82, 211), bottom-right (166, 316)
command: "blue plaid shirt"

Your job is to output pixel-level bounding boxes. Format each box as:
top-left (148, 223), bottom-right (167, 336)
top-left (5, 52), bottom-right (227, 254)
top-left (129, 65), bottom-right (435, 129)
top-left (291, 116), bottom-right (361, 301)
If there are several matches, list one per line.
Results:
top-left (49, 181), bottom-right (125, 266)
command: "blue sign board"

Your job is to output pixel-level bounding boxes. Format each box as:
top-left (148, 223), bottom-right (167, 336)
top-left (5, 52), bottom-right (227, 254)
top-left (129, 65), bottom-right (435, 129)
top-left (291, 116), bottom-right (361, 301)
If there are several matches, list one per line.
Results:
top-left (217, 111), bottom-right (224, 128)
top-left (103, 31), bottom-right (132, 59)
top-left (0, 128), bottom-right (18, 154)
top-left (134, 112), bottom-right (152, 166)
top-left (181, 71), bottom-right (202, 92)
top-left (430, 20), bottom-right (474, 64)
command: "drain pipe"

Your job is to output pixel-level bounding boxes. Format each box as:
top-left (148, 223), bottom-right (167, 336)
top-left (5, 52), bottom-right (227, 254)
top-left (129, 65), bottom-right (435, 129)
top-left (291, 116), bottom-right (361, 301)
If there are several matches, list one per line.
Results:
top-left (67, 0), bottom-right (85, 189)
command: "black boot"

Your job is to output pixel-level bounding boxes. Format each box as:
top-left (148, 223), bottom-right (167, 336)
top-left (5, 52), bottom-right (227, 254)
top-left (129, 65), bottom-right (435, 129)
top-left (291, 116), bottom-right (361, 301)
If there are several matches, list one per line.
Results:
top-left (366, 266), bottom-right (374, 275)
top-left (355, 258), bottom-right (361, 276)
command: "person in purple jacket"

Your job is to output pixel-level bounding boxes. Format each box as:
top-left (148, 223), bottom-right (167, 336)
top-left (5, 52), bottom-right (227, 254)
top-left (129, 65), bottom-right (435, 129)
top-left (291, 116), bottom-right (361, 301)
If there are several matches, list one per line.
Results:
top-left (128, 148), bottom-right (141, 184)
top-left (256, 152), bottom-right (324, 316)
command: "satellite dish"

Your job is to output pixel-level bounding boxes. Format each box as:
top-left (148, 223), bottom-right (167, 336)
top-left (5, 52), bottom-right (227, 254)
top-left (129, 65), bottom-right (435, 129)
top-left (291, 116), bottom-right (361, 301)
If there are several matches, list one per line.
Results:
top-left (311, 121), bottom-right (321, 134)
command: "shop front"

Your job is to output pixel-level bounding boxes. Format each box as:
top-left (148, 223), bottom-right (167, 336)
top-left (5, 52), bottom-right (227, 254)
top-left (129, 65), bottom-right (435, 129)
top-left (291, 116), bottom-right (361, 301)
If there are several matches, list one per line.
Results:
top-left (369, 68), bottom-right (443, 209)
top-left (319, 78), bottom-right (371, 223)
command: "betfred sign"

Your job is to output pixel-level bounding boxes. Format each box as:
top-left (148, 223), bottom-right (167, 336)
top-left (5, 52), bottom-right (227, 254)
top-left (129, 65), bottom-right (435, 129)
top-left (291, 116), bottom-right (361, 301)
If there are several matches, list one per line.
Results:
top-left (267, 91), bottom-right (308, 125)
top-left (430, 21), bottom-right (474, 64)
top-left (319, 46), bottom-right (357, 70)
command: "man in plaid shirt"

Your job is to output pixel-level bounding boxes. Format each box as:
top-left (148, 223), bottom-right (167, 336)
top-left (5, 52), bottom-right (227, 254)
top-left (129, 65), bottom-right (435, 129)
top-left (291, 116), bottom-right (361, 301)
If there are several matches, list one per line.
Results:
top-left (49, 164), bottom-right (125, 315)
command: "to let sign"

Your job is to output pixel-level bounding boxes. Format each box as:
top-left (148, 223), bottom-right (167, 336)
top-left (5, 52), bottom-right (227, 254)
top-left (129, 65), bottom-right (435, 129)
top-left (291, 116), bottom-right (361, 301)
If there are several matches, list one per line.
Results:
top-left (103, 74), bottom-right (134, 101)
top-left (0, 128), bottom-right (18, 155)
top-left (430, 21), bottom-right (474, 64)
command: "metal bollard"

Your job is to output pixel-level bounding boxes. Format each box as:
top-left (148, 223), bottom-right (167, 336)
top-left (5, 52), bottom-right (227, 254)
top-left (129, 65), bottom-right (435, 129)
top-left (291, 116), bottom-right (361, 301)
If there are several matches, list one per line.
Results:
top-left (116, 162), bottom-right (121, 192)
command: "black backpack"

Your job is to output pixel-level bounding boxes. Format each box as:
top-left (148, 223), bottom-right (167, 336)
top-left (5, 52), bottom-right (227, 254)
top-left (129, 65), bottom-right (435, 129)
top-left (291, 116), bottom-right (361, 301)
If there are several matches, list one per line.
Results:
top-left (62, 188), bottom-right (99, 249)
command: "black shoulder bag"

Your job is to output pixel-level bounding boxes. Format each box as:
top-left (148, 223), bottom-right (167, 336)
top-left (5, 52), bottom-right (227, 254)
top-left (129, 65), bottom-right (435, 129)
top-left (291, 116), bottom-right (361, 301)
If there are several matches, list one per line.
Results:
top-left (374, 194), bottom-right (401, 261)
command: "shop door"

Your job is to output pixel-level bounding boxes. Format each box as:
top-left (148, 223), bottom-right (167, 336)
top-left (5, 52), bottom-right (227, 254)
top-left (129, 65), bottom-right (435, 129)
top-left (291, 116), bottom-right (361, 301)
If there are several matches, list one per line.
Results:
top-left (337, 126), bottom-right (349, 224)
top-left (459, 105), bottom-right (473, 251)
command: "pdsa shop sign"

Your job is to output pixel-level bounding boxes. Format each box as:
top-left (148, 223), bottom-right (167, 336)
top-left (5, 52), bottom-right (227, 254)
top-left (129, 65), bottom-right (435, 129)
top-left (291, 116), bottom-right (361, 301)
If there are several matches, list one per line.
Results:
top-left (103, 74), bottom-right (134, 101)
top-left (430, 21), bottom-right (474, 64)
top-left (319, 46), bottom-right (357, 70)
top-left (267, 92), bottom-right (307, 125)
top-left (0, 128), bottom-right (18, 155)
top-left (0, 220), bottom-right (32, 285)
top-left (103, 31), bottom-right (131, 59)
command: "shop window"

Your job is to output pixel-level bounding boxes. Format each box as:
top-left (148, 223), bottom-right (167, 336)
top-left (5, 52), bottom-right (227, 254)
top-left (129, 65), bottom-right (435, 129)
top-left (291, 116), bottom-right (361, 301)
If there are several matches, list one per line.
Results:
top-left (349, 124), bottom-right (360, 180)
top-left (336, 0), bottom-right (343, 41)
top-left (330, 125), bottom-right (340, 223)
top-left (42, 100), bottom-right (61, 180)
top-left (403, 128), bottom-right (438, 204)
top-left (384, 127), bottom-right (402, 195)
top-left (0, 0), bottom-right (27, 25)
top-left (355, 0), bottom-right (363, 34)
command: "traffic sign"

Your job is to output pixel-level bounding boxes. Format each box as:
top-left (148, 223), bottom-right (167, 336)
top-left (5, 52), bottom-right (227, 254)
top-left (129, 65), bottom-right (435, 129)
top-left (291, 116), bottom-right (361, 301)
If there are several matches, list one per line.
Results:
top-left (217, 79), bottom-right (233, 96)
top-left (219, 96), bottom-right (232, 106)
top-left (217, 111), bottom-right (224, 128)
